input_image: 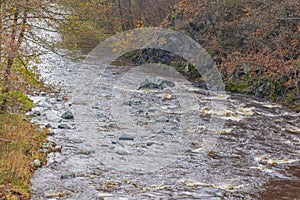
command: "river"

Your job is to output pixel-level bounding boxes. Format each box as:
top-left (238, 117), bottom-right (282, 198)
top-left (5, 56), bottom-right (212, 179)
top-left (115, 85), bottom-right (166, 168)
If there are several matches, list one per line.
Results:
top-left (29, 45), bottom-right (300, 199)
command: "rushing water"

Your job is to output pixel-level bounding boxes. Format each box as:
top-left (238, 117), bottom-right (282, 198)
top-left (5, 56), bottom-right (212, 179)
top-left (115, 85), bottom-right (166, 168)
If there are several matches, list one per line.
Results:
top-left (30, 50), bottom-right (300, 200)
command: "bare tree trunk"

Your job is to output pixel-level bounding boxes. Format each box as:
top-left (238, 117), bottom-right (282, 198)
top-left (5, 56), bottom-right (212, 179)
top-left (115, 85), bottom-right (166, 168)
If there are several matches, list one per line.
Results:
top-left (1, 10), bottom-right (19, 112)
top-left (117, 0), bottom-right (125, 31)
top-left (127, 0), bottom-right (134, 29)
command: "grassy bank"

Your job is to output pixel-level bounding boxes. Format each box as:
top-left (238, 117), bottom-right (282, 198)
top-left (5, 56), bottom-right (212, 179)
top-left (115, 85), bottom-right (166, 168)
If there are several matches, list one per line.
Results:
top-left (0, 113), bottom-right (48, 199)
top-left (0, 63), bottom-right (49, 199)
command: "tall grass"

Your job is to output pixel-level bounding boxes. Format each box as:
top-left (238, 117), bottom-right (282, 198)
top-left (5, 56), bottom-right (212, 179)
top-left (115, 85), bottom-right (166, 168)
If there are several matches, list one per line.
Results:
top-left (0, 114), bottom-right (48, 199)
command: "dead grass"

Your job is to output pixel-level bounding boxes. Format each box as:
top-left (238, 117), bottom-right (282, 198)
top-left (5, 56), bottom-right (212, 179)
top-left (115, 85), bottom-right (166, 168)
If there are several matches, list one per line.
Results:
top-left (0, 114), bottom-right (48, 200)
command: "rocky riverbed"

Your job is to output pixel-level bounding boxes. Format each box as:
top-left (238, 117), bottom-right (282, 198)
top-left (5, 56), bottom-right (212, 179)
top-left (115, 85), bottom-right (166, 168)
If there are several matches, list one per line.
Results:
top-left (30, 52), bottom-right (300, 199)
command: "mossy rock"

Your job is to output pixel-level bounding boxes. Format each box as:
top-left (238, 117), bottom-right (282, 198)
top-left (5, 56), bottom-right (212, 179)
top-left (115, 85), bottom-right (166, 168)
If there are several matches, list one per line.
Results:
top-left (225, 78), bottom-right (249, 93)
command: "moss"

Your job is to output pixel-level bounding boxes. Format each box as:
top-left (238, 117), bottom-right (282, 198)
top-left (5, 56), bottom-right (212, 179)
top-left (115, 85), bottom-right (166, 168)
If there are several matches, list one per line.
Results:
top-left (283, 89), bottom-right (300, 111)
top-left (225, 78), bottom-right (249, 93)
top-left (0, 90), bottom-right (34, 114)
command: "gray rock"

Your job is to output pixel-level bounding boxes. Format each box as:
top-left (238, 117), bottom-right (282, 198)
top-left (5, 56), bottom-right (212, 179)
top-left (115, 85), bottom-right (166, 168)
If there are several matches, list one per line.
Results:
top-left (138, 79), bottom-right (175, 90)
top-left (58, 124), bottom-right (71, 129)
top-left (158, 80), bottom-right (175, 88)
top-left (61, 172), bottom-right (76, 179)
top-left (61, 110), bottom-right (74, 119)
top-left (138, 79), bottom-right (160, 90)
top-left (119, 134), bottom-right (134, 141)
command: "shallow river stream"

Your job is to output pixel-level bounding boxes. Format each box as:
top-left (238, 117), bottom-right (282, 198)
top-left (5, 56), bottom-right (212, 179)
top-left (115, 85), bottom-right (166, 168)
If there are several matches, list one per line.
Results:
top-left (30, 50), bottom-right (300, 200)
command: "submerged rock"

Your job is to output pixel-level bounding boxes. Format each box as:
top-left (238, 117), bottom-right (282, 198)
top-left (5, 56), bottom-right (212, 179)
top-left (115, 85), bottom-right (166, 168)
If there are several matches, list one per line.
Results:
top-left (116, 150), bottom-right (129, 155)
top-left (61, 172), bottom-right (76, 179)
top-left (146, 142), bottom-right (155, 146)
top-left (158, 79), bottom-right (175, 88)
top-left (119, 134), bottom-right (134, 141)
top-left (137, 79), bottom-right (175, 90)
top-left (58, 124), bottom-right (71, 129)
top-left (78, 150), bottom-right (95, 155)
top-left (45, 123), bottom-right (52, 128)
top-left (124, 100), bottom-right (141, 106)
top-left (138, 79), bottom-right (160, 90)
top-left (156, 116), bottom-right (169, 122)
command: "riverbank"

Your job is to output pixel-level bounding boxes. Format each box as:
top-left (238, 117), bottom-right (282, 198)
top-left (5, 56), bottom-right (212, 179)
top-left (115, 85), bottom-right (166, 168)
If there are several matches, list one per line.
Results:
top-left (0, 93), bottom-right (49, 199)
top-left (162, 0), bottom-right (300, 113)
top-left (0, 63), bottom-right (52, 199)
top-left (120, 49), bottom-right (300, 113)
top-left (225, 70), bottom-right (300, 112)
